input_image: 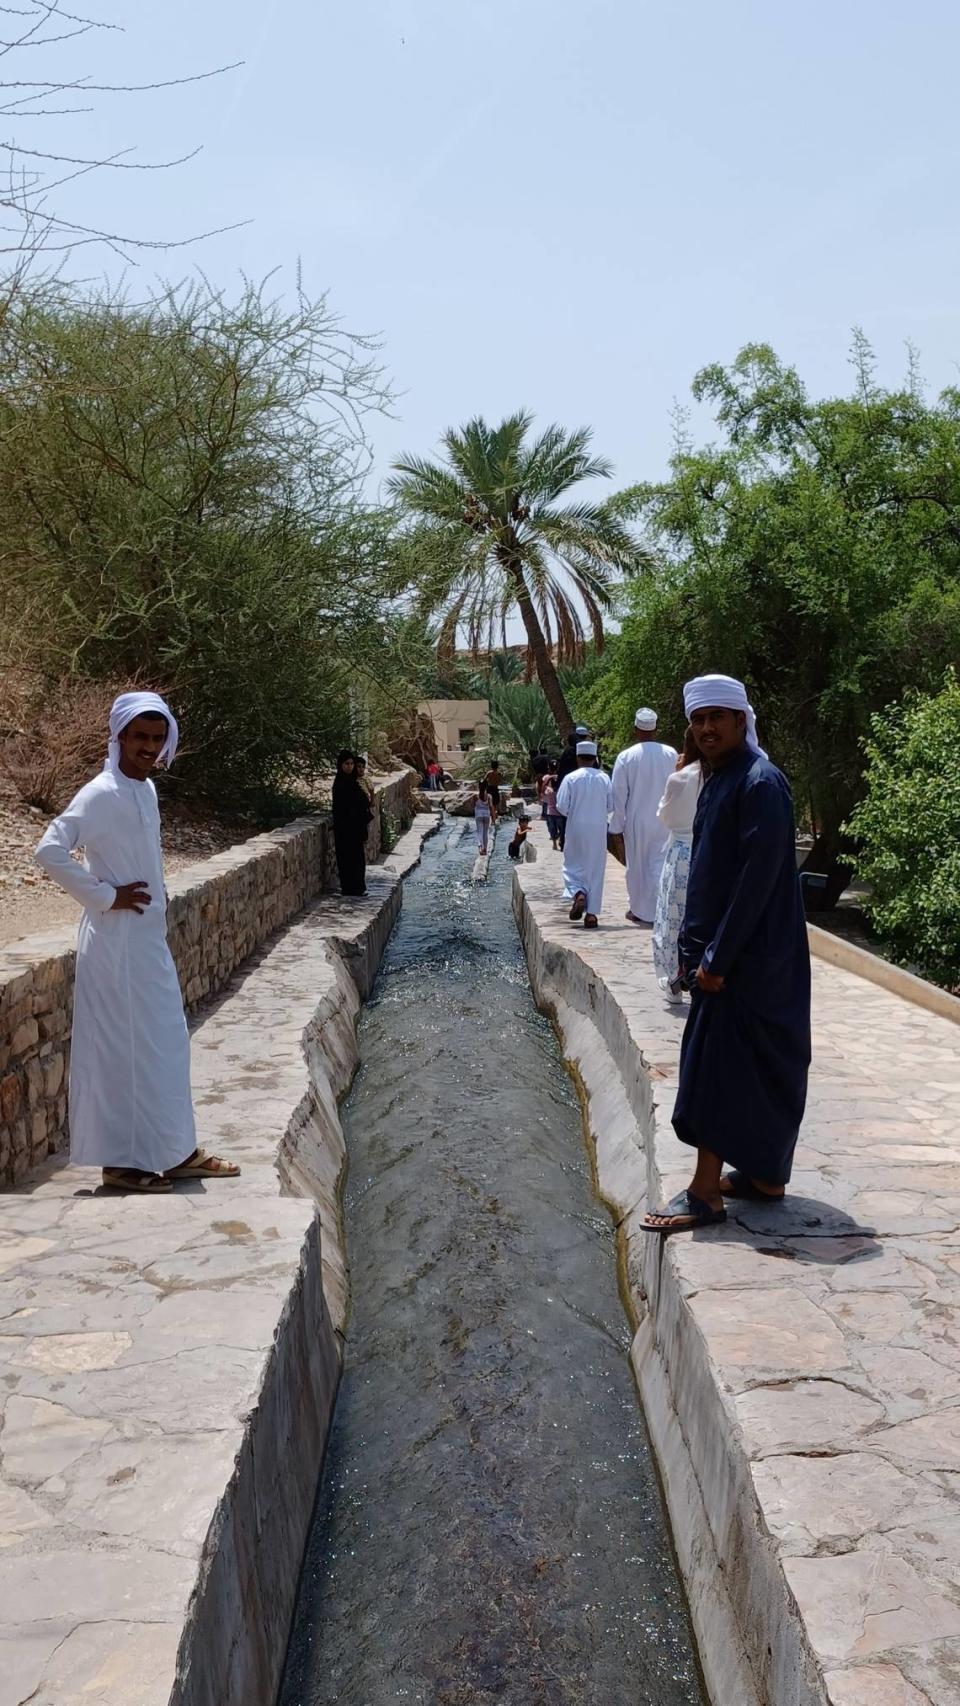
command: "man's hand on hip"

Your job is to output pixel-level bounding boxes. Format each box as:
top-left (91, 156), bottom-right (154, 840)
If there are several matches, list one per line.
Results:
top-left (111, 881), bottom-right (151, 914)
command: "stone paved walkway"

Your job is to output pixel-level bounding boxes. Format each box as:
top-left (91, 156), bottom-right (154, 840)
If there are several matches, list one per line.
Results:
top-left (516, 828), bottom-right (960, 1706)
top-left (0, 822), bottom-right (434, 1706)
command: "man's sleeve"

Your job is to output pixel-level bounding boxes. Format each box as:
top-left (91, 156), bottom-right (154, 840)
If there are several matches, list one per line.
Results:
top-left (556, 774), bottom-right (573, 816)
top-left (35, 788), bottom-right (117, 913)
top-left (608, 755), bottom-right (627, 835)
top-left (701, 775), bottom-right (792, 979)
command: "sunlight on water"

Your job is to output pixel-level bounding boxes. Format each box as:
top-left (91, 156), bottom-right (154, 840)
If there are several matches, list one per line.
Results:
top-left (279, 831), bottom-right (704, 1706)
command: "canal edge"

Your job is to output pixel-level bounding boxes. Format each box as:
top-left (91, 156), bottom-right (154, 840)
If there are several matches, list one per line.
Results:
top-left (511, 858), bottom-right (829, 1706)
top-left (172, 811), bottom-right (443, 1706)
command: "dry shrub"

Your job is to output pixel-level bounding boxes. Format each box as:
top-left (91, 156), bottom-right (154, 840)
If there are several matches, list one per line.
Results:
top-left (0, 665), bottom-right (34, 739)
top-left (0, 674), bottom-right (146, 813)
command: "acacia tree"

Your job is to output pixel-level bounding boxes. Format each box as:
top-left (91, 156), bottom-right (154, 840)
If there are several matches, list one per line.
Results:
top-left (0, 0), bottom-right (235, 269)
top-left (0, 272), bottom-right (392, 804)
top-left (388, 412), bottom-right (646, 739)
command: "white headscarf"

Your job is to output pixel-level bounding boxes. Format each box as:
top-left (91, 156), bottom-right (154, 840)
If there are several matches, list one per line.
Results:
top-left (576, 740), bottom-right (598, 756)
top-left (105, 691), bottom-right (179, 773)
top-left (682, 674), bottom-right (766, 757)
top-left (634, 707), bottom-right (658, 730)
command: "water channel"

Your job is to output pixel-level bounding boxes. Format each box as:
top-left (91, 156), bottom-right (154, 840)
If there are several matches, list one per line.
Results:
top-left (279, 823), bottom-right (705, 1706)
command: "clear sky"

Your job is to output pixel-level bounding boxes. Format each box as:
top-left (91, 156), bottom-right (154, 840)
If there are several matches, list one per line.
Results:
top-left (33, 0), bottom-right (960, 498)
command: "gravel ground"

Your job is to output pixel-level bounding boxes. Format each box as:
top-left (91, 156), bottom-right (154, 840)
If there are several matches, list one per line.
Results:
top-left (0, 775), bottom-right (246, 947)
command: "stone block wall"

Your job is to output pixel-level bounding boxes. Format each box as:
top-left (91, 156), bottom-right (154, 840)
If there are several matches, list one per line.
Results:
top-left (0, 771), bottom-right (413, 1186)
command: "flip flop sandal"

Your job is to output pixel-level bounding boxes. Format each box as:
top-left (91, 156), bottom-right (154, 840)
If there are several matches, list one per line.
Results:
top-left (643, 1190), bottom-right (727, 1234)
top-left (166, 1150), bottom-right (241, 1180)
top-left (102, 1169), bottom-right (172, 1194)
top-left (721, 1169), bottom-right (785, 1203)
top-left (569, 892), bottom-right (587, 921)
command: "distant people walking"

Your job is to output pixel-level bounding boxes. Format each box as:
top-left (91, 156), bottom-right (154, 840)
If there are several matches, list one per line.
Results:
top-left (426, 759), bottom-right (441, 791)
top-left (474, 779), bottom-right (492, 853)
top-left (332, 749), bottom-right (372, 896)
top-left (644, 676), bottom-right (811, 1233)
top-left (652, 728), bottom-right (703, 999)
top-left (555, 725), bottom-right (590, 850)
top-left (609, 708), bottom-right (677, 925)
top-left (483, 760), bottom-right (503, 823)
top-left (530, 744), bottom-right (554, 789)
top-left (542, 774), bottom-right (562, 849)
top-left (34, 691), bottom-right (240, 1193)
top-left (555, 725), bottom-right (589, 790)
top-left (556, 741), bottom-right (612, 928)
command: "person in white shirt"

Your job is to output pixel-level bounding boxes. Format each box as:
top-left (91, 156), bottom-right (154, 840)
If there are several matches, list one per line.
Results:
top-left (652, 728), bottom-right (704, 998)
top-left (35, 691), bottom-right (241, 1194)
top-left (609, 708), bottom-right (678, 925)
top-left (555, 742), bottom-right (612, 928)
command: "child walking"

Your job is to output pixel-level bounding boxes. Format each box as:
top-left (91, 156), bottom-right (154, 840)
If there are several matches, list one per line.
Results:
top-left (474, 778), bottom-right (492, 853)
top-left (542, 774), bottom-right (562, 850)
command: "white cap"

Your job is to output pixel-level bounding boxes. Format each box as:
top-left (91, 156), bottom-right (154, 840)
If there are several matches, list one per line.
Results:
top-left (634, 707), bottom-right (657, 730)
top-left (576, 740), bottom-right (598, 756)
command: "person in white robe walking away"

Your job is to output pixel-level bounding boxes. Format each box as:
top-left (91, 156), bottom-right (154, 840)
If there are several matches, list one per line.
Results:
top-left (35, 691), bottom-right (242, 1195)
top-left (609, 708), bottom-right (678, 926)
top-left (555, 742), bottom-right (612, 928)
top-left (652, 727), bottom-right (704, 1000)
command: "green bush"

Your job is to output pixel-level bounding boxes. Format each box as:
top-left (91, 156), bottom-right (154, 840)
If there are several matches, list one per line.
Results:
top-left (847, 672), bottom-right (960, 987)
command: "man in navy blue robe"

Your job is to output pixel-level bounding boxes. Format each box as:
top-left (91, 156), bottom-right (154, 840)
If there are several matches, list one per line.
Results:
top-left (644, 675), bottom-right (810, 1232)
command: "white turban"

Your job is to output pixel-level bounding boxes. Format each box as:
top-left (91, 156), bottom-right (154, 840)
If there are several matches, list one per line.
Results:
top-left (634, 707), bottom-right (658, 730)
top-left (105, 691), bottom-right (179, 772)
top-left (683, 674), bottom-right (765, 757)
top-left (576, 740), bottom-right (598, 756)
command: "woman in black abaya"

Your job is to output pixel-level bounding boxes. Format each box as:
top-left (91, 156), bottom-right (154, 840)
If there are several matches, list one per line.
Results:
top-left (332, 750), bottom-right (372, 896)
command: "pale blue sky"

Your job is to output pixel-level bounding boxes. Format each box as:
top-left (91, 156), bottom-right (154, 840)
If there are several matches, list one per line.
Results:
top-left (36, 0), bottom-right (960, 495)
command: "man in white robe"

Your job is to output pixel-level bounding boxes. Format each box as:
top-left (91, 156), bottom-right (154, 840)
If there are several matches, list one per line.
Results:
top-left (35, 691), bottom-right (240, 1193)
top-left (609, 708), bottom-right (678, 926)
top-left (555, 742), bottom-right (612, 928)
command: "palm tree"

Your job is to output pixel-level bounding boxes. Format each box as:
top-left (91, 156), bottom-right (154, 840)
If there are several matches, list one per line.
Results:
top-left (388, 412), bottom-right (647, 739)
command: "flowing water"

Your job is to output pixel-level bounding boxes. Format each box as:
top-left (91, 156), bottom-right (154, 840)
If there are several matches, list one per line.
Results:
top-left (280, 824), bottom-right (704, 1706)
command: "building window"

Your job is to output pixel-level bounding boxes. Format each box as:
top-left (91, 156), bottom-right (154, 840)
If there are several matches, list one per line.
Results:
top-left (458, 728), bottom-right (475, 751)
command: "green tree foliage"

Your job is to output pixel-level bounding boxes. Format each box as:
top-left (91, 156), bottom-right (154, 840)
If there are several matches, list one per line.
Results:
top-left (847, 673), bottom-right (960, 987)
top-left (467, 648), bottom-right (524, 697)
top-left (389, 412), bottom-right (648, 740)
top-left (487, 681), bottom-right (559, 763)
top-left (0, 274), bottom-right (393, 806)
top-left (588, 340), bottom-right (960, 876)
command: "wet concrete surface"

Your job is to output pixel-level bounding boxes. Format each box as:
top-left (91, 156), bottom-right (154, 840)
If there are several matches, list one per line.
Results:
top-left (279, 825), bottom-right (705, 1706)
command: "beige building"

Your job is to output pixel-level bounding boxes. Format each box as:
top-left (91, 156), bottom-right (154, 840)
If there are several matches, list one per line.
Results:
top-left (419, 699), bottom-right (490, 771)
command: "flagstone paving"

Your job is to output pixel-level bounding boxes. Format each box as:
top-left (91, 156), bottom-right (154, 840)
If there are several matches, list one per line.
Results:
top-left (516, 828), bottom-right (960, 1706)
top-left (0, 821), bottom-right (435, 1706)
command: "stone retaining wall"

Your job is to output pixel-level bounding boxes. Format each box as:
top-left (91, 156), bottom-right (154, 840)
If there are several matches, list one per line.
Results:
top-left (0, 771), bottom-right (413, 1187)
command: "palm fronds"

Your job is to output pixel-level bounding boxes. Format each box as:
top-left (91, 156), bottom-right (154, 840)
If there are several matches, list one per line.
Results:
top-left (391, 412), bottom-right (646, 736)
